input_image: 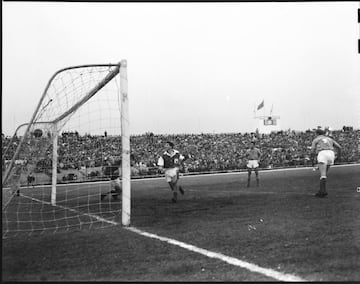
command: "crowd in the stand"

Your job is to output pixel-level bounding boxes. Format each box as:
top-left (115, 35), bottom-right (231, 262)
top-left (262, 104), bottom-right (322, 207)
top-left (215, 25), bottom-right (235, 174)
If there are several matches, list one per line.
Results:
top-left (2, 127), bottom-right (359, 177)
top-left (130, 128), bottom-right (359, 173)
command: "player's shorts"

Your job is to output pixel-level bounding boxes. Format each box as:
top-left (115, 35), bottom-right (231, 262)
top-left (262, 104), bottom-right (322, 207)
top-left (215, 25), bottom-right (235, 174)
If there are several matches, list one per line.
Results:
top-left (164, 167), bottom-right (179, 183)
top-left (110, 177), bottom-right (121, 192)
top-left (247, 160), bottom-right (259, 169)
top-left (317, 150), bottom-right (335, 166)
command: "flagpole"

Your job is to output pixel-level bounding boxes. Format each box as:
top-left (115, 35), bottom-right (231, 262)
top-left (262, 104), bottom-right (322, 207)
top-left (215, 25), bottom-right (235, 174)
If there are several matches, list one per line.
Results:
top-left (263, 99), bottom-right (265, 118)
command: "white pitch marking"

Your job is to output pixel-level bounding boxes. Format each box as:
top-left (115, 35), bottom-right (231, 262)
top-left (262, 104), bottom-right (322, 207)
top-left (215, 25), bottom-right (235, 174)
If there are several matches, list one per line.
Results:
top-left (6, 163), bottom-right (357, 280)
top-left (183, 189), bottom-right (316, 196)
top-left (18, 193), bottom-right (306, 281)
top-left (125, 226), bottom-right (306, 282)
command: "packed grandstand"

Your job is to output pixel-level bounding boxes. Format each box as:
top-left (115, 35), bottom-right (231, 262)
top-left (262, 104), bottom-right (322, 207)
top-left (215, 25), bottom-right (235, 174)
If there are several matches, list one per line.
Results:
top-left (2, 127), bottom-right (359, 181)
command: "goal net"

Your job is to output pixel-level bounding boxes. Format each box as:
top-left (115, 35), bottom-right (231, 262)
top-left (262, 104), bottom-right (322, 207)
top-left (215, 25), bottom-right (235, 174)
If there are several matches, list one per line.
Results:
top-left (2, 61), bottom-right (130, 238)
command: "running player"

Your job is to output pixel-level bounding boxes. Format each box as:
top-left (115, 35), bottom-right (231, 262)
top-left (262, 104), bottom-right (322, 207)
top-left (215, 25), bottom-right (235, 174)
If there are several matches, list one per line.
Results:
top-left (310, 127), bottom-right (341, 197)
top-left (157, 141), bottom-right (188, 203)
top-left (245, 141), bottom-right (261, 187)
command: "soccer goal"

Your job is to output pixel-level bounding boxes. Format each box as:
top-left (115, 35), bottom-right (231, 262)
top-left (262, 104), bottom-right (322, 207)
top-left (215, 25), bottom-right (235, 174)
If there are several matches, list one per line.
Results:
top-left (2, 61), bottom-right (130, 238)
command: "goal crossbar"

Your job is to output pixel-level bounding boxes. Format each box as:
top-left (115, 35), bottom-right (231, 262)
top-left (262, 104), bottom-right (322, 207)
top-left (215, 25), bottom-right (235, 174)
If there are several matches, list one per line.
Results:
top-left (2, 63), bottom-right (121, 187)
top-left (53, 64), bottom-right (120, 124)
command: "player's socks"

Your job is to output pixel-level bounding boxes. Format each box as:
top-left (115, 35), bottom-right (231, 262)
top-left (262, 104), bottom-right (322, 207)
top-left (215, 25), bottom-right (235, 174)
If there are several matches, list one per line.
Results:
top-left (179, 186), bottom-right (184, 195)
top-left (172, 191), bottom-right (177, 203)
top-left (315, 191), bottom-right (328, 197)
top-left (320, 178), bottom-right (327, 194)
top-left (315, 178), bottom-right (327, 197)
top-left (256, 178), bottom-right (259, 187)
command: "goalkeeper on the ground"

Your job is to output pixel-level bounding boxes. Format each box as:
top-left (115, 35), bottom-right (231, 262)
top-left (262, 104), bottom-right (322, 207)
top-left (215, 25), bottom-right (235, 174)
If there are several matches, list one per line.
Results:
top-left (101, 156), bottom-right (122, 201)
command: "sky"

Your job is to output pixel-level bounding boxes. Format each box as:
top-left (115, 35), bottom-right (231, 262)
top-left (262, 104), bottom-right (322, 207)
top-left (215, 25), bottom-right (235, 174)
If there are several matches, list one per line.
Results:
top-left (2, 1), bottom-right (360, 136)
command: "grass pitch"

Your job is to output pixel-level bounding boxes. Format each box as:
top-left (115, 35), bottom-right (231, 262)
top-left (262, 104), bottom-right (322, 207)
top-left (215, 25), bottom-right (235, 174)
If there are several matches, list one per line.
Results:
top-left (2, 164), bottom-right (360, 281)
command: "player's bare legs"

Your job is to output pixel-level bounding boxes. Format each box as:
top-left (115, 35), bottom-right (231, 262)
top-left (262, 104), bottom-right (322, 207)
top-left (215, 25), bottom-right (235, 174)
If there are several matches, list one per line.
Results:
top-left (176, 170), bottom-right (184, 195)
top-left (175, 171), bottom-right (185, 195)
top-left (169, 178), bottom-right (184, 203)
top-left (326, 165), bottom-right (330, 175)
top-left (178, 185), bottom-right (184, 195)
top-left (247, 168), bottom-right (252, 187)
top-left (255, 168), bottom-right (259, 187)
top-left (316, 162), bottom-right (328, 197)
top-left (168, 181), bottom-right (178, 203)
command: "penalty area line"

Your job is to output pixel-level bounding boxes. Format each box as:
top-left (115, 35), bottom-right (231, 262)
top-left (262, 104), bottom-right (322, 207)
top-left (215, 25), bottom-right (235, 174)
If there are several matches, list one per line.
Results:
top-left (16, 194), bottom-right (306, 281)
top-left (125, 226), bottom-right (306, 282)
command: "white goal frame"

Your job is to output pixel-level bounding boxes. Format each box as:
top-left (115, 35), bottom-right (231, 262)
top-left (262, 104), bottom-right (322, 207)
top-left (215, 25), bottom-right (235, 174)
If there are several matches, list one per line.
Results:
top-left (2, 60), bottom-right (131, 227)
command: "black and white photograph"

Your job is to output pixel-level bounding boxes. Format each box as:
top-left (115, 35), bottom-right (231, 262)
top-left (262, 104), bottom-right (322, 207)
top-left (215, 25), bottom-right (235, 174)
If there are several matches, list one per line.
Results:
top-left (2, 1), bottom-right (360, 281)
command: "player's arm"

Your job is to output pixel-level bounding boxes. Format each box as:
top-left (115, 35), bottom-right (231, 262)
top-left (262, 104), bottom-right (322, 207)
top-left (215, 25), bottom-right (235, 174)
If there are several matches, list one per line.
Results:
top-left (157, 156), bottom-right (165, 173)
top-left (180, 153), bottom-right (192, 162)
top-left (333, 140), bottom-right (342, 162)
top-left (310, 149), bottom-right (317, 167)
top-left (310, 153), bottom-right (317, 167)
top-left (244, 150), bottom-right (249, 161)
top-left (310, 138), bottom-right (317, 154)
top-left (310, 139), bottom-right (318, 166)
top-left (333, 140), bottom-right (341, 151)
top-left (177, 154), bottom-right (187, 173)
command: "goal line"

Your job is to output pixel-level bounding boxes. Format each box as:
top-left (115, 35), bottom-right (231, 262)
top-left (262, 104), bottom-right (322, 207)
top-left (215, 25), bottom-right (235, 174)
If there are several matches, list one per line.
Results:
top-left (9, 191), bottom-right (305, 282)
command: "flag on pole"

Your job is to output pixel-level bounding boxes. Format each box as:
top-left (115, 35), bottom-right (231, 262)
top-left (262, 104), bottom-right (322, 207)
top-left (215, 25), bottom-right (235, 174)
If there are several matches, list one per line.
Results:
top-left (257, 100), bottom-right (264, 110)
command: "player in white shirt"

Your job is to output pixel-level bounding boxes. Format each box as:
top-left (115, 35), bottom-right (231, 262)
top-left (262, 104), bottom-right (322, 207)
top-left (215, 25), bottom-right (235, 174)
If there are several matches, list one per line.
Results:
top-left (245, 141), bottom-right (261, 187)
top-left (310, 127), bottom-right (341, 197)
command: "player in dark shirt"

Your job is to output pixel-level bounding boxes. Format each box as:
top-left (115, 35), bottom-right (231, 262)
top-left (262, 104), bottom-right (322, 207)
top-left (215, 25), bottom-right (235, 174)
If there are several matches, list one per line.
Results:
top-left (157, 141), bottom-right (189, 203)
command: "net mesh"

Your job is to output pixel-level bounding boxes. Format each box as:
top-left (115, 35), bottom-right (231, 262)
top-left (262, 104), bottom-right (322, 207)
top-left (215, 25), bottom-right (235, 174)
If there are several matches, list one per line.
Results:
top-left (2, 64), bottom-right (123, 238)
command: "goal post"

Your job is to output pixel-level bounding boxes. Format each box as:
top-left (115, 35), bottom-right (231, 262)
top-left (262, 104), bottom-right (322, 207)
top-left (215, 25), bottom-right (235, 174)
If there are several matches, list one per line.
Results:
top-left (120, 60), bottom-right (131, 227)
top-left (2, 61), bottom-right (131, 238)
top-left (51, 123), bottom-right (58, 205)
